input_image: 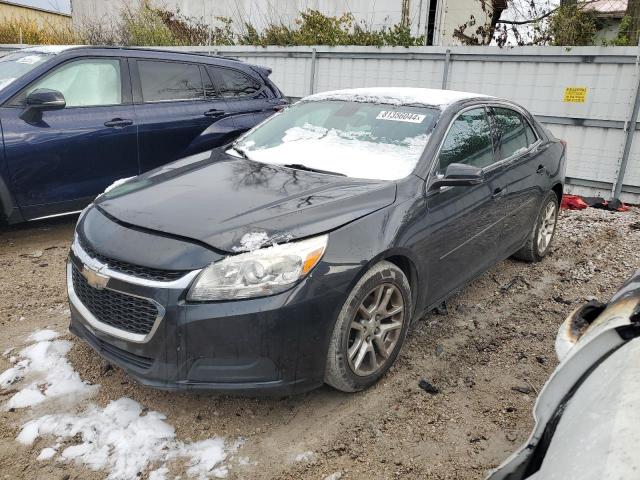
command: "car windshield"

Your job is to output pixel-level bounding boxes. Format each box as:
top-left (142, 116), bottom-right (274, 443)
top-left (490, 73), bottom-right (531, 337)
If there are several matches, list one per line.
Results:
top-left (233, 100), bottom-right (440, 180)
top-left (0, 51), bottom-right (53, 91)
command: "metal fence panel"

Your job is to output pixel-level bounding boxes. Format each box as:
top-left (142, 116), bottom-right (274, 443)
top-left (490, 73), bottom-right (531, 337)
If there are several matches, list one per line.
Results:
top-left (2, 44), bottom-right (639, 202)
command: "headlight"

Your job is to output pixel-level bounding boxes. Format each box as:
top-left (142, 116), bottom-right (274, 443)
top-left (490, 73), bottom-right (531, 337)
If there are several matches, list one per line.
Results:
top-left (187, 235), bottom-right (328, 301)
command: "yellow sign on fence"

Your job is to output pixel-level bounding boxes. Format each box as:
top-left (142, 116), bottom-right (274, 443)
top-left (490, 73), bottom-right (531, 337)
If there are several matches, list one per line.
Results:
top-left (563, 87), bottom-right (587, 103)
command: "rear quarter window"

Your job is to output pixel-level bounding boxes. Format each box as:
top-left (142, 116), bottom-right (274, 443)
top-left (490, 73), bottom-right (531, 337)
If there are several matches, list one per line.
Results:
top-left (492, 107), bottom-right (534, 159)
top-left (209, 66), bottom-right (262, 98)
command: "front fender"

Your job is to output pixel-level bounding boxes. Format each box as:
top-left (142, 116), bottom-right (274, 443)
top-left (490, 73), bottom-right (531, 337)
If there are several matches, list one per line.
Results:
top-left (181, 116), bottom-right (243, 158)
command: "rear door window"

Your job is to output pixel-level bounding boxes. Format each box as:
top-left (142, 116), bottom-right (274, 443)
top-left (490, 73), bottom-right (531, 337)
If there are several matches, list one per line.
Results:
top-left (492, 107), bottom-right (534, 160)
top-left (209, 67), bottom-right (261, 97)
top-left (138, 60), bottom-right (204, 103)
top-left (437, 107), bottom-right (495, 175)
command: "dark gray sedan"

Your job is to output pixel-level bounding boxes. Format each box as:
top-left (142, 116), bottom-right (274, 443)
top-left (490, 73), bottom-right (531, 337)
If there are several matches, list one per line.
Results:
top-left (67, 87), bottom-right (566, 394)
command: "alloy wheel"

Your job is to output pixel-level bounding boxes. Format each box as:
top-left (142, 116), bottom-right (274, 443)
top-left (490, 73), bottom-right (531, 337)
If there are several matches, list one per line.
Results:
top-left (347, 283), bottom-right (405, 377)
top-left (537, 201), bottom-right (557, 254)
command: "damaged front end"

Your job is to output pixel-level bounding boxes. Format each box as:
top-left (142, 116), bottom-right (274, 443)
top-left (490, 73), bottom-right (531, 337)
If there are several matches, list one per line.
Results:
top-left (489, 269), bottom-right (640, 480)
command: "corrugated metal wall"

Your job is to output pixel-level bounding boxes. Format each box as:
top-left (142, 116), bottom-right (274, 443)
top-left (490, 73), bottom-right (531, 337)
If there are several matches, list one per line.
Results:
top-left (186, 45), bottom-right (638, 202)
top-left (2, 44), bottom-right (639, 202)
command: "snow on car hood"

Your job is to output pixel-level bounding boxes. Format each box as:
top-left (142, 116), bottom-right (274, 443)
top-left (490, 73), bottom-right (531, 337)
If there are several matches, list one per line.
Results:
top-left (94, 151), bottom-right (397, 253)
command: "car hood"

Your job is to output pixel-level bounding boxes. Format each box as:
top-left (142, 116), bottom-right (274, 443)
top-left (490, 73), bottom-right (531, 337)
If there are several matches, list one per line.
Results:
top-left (94, 150), bottom-right (397, 252)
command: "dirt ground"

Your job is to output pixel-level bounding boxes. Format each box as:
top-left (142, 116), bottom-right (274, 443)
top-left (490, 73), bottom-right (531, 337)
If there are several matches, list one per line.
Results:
top-left (0, 206), bottom-right (639, 480)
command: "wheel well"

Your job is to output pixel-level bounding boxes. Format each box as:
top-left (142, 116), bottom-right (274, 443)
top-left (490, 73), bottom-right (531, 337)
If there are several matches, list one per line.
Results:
top-left (385, 255), bottom-right (418, 304)
top-left (551, 183), bottom-right (563, 204)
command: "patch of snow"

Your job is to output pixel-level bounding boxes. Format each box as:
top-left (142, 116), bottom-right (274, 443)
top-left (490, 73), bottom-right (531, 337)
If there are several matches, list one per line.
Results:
top-left (0, 330), bottom-right (97, 409)
top-left (246, 124), bottom-right (430, 181)
top-left (0, 361), bottom-right (27, 388)
top-left (28, 329), bottom-right (58, 342)
top-left (304, 87), bottom-right (489, 108)
top-left (294, 450), bottom-right (315, 462)
top-left (324, 472), bottom-right (343, 480)
top-left (0, 78), bottom-right (16, 90)
top-left (20, 45), bottom-right (79, 54)
top-left (37, 447), bottom-right (57, 461)
top-left (103, 176), bottom-right (135, 194)
top-left (232, 231), bottom-right (293, 252)
top-left (149, 466), bottom-right (170, 480)
top-left (18, 397), bottom-right (237, 480)
top-left (16, 55), bottom-right (42, 65)
top-left (233, 231), bottom-right (270, 252)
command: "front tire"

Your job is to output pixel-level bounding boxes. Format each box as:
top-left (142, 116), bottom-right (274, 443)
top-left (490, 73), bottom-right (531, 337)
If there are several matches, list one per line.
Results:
top-left (513, 191), bottom-right (559, 262)
top-left (324, 261), bottom-right (412, 392)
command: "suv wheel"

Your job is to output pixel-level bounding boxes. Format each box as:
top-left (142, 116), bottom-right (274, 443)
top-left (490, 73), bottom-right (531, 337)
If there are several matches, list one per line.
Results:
top-left (513, 191), bottom-right (559, 262)
top-left (325, 261), bottom-right (412, 392)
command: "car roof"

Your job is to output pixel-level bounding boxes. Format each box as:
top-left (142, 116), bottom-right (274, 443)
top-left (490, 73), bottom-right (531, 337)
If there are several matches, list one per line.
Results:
top-left (303, 87), bottom-right (493, 109)
top-left (17, 45), bottom-right (245, 66)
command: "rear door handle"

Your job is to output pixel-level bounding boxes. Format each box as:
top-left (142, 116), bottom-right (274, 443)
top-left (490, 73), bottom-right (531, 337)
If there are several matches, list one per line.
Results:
top-left (104, 118), bottom-right (133, 128)
top-left (204, 109), bottom-right (225, 118)
top-left (492, 187), bottom-right (506, 199)
top-left (536, 164), bottom-right (546, 174)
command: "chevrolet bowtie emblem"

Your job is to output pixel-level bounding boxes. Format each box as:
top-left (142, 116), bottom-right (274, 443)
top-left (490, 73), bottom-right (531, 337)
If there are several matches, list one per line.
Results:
top-left (81, 265), bottom-right (109, 290)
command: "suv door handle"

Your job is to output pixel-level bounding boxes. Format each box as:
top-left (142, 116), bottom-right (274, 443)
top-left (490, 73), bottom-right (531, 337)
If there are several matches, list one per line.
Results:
top-left (204, 109), bottom-right (225, 118)
top-left (104, 118), bottom-right (133, 128)
top-left (536, 164), bottom-right (546, 174)
top-left (492, 187), bottom-right (506, 198)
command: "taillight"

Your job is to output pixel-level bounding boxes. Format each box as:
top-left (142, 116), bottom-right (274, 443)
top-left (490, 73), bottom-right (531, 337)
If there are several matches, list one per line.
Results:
top-left (560, 139), bottom-right (567, 147)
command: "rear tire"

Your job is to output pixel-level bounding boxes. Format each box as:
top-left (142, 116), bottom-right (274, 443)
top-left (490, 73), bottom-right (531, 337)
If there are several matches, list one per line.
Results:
top-left (324, 261), bottom-right (412, 392)
top-left (513, 191), bottom-right (559, 262)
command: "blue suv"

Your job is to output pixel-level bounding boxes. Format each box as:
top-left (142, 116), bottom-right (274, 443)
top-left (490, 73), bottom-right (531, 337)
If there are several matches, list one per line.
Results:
top-left (0, 46), bottom-right (287, 223)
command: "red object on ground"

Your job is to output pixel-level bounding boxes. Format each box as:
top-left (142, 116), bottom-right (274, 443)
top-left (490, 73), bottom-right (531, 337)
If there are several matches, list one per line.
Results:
top-left (561, 194), bottom-right (588, 210)
top-left (561, 194), bottom-right (630, 212)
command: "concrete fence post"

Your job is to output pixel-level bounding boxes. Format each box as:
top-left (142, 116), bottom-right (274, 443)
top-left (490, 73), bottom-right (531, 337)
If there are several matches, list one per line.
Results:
top-left (309, 48), bottom-right (317, 95)
top-left (612, 38), bottom-right (640, 200)
top-left (441, 49), bottom-right (451, 89)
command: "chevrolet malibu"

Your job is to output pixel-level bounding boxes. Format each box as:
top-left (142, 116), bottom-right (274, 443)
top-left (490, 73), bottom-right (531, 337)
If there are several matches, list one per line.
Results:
top-left (68, 87), bottom-right (566, 394)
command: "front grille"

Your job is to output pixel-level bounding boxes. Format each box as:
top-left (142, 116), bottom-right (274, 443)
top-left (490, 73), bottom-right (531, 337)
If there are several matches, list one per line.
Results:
top-left (78, 235), bottom-right (188, 282)
top-left (72, 265), bottom-right (159, 336)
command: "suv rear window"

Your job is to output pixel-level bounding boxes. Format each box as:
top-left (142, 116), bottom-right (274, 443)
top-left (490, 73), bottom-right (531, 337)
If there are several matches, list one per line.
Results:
top-left (209, 67), bottom-right (261, 97)
top-left (138, 60), bottom-right (204, 103)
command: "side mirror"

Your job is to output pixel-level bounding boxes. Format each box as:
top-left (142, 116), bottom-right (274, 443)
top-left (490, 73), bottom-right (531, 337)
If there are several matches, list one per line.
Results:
top-left (20, 88), bottom-right (66, 121)
top-left (430, 163), bottom-right (483, 189)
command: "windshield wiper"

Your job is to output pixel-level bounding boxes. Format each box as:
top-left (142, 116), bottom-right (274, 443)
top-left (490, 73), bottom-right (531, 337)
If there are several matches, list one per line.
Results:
top-left (229, 145), bottom-right (250, 159)
top-left (283, 164), bottom-right (346, 176)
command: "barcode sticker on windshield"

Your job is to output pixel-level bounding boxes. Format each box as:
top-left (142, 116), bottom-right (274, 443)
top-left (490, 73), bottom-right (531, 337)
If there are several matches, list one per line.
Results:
top-left (376, 111), bottom-right (425, 123)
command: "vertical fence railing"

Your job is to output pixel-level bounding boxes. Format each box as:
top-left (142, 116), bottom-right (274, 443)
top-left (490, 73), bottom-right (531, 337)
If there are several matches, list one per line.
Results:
top-left (612, 38), bottom-right (640, 200)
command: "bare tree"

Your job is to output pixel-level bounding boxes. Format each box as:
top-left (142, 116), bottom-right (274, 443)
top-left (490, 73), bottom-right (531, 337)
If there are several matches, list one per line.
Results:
top-left (455, 0), bottom-right (604, 46)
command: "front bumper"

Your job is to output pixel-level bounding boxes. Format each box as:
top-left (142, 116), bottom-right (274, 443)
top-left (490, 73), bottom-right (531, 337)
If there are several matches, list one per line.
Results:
top-left (67, 240), bottom-right (347, 395)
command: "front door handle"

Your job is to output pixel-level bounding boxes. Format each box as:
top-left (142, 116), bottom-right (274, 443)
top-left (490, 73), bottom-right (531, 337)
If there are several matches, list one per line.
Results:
top-left (492, 187), bottom-right (506, 199)
top-left (104, 118), bottom-right (133, 128)
top-left (204, 109), bottom-right (225, 118)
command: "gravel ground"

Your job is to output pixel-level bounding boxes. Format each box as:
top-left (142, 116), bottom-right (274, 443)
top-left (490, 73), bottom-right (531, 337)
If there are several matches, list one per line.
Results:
top-left (0, 206), bottom-right (638, 480)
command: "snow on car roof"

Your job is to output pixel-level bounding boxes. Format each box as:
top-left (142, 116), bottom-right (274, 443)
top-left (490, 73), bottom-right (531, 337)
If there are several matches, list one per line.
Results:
top-left (304, 87), bottom-right (490, 108)
top-left (19, 45), bottom-right (80, 54)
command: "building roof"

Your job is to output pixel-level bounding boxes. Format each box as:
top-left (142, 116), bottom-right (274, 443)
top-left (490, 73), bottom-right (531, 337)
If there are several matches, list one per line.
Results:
top-left (0, 1), bottom-right (71, 18)
top-left (303, 87), bottom-right (490, 108)
top-left (583, 0), bottom-right (627, 17)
